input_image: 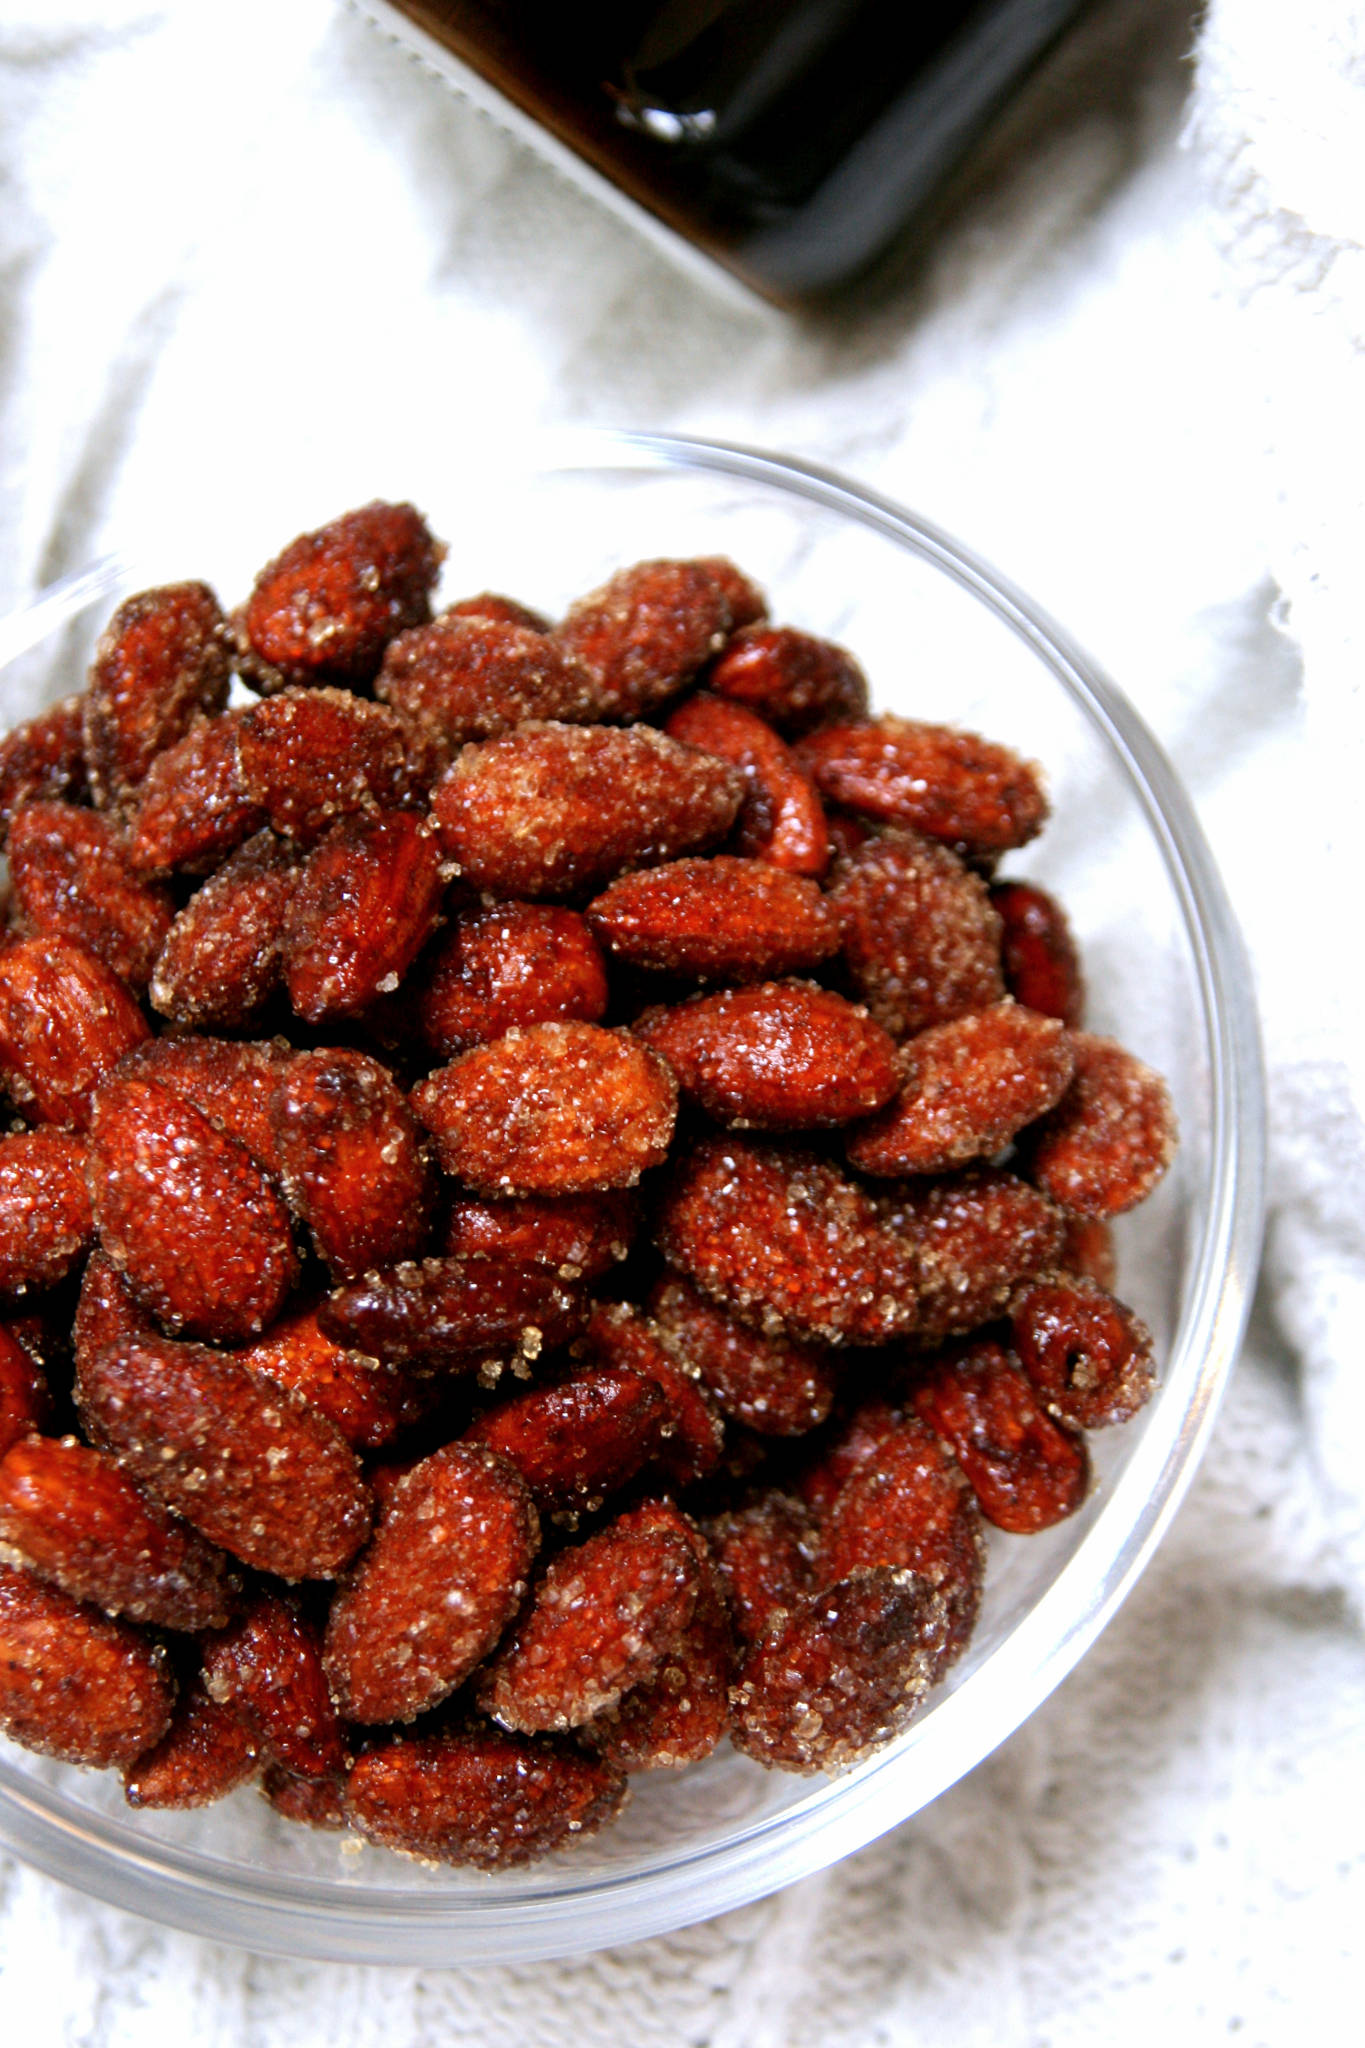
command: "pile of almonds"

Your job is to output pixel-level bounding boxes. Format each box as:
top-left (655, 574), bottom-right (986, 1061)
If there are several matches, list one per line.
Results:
top-left (0, 503), bottom-right (1175, 1870)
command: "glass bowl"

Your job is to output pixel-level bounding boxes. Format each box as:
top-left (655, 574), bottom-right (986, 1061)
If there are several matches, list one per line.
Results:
top-left (0, 432), bottom-right (1264, 1964)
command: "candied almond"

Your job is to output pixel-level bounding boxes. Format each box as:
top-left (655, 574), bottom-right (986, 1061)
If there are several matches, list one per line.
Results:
top-left (124, 710), bottom-right (266, 878)
top-left (346, 1724), bottom-right (627, 1869)
top-left (0, 1129), bottom-right (94, 1298)
top-left (283, 809), bottom-right (445, 1022)
top-left (816, 1416), bottom-right (984, 1673)
top-left (729, 1565), bottom-right (949, 1773)
top-left (0, 1433), bottom-right (240, 1631)
top-left (88, 1071), bottom-right (298, 1344)
top-left (377, 612), bottom-right (609, 739)
top-left (585, 1301), bottom-right (725, 1487)
top-left (555, 558), bottom-right (734, 718)
top-left (1010, 1272), bottom-right (1156, 1429)
top-left (443, 1190), bottom-right (637, 1282)
top-left (795, 1396), bottom-right (905, 1516)
top-left (587, 1599), bottom-right (733, 1771)
top-left (797, 715), bottom-right (1047, 856)
top-left (414, 902), bottom-right (609, 1058)
top-left (0, 936), bottom-right (150, 1129)
top-left (1023, 1031), bottom-right (1177, 1218)
top-left (7, 800), bottom-right (173, 993)
top-left (691, 557), bottom-right (767, 628)
top-left (323, 1441), bottom-right (539, 1725)
top-left (827, 829), bottom-right (1004, 1040)
top-left (706, 625), bottom-right (868, 735)
top-left (465, 1362), bottom-right (668, 1510)
top-left (655, 1136), bottom-right (922, 1347)
top-left (84, 582), bottom-right (231, 810)
top-left (320, 1257), bottom-right (586, 1373)
top-left (270, 1048), bottom-right (435, 1280)
top-left (236, 1303), bottom-right (436, 1450)
top-left (430, 722), bottom-right (743, 900)
top-left (587, 856), bottom-right (838, 983)
top-left (236, 689), bottom-right (426, 848)
top-left (443, 591), bottom-right (552, 632)
top-left (123, 1677), bottom-right (259, 1810)
top-left (990, 879), bottom-right (1085, 1026)
top-left (150, 829), bottom-right (296, 1028)
top-left (238, 501), bottom-right (442, 691)
top-left (0, 1562), bottom-right (175, 1769)
top-left (412, 1020), bottom-right (676, 1196)
top-left (706, 1491), bottom-right (817, 1645)
top-left (0, 696), bottom-right (86, 830)
top-left (261, 1765), bottom-right (349, 1831)
top-left (649, 1276), bottom-right (839, 1436)
top-left (477, 1499), bottom-right (701, 1732)
top-left (122, 1035), bottom-right (291, 1179)
top-left (201, 1592), bottom-right (345, 1780)
top-left (76, 1330), bottom-right (372, 1579)
top-left (911, 1338), bottom-right (1089, 1534)
top-left (846, 1001), bottom-right (1075, 1175)
top-left (878, 1167), bottom-right (1066, 1342)
top-left (637, 980), bottom-right (901, 1130)
top-left (663, 693), bottom-right (830, 875)
top-left (588, 1512), bottom-right (734, 1770)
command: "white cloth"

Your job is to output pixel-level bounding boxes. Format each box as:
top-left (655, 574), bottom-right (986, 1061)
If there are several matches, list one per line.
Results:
top-left (1189, 0), bottom-right (1365, 1621)
top-left (1, 0), bottom-right (1362, 2040)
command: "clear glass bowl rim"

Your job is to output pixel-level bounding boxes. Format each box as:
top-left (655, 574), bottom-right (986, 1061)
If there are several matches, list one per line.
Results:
top-left (0, 431), bottom-right (1266, 1965)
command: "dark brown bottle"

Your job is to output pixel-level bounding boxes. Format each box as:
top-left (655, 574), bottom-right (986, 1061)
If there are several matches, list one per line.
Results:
top-left (363, 0), bottom-right (1097, 306)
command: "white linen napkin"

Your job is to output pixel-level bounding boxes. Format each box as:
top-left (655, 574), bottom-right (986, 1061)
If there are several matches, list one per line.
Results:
top-left (0, 2), bottom-right (1361, 2041)
top-left (1189, 0), bottom-right (1365, 1615)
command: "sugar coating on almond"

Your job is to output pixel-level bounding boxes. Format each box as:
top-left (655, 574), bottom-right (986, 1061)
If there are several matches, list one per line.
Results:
top-left (412, 1021), bottom-right (677, 1195)
top-left (430, 722), bottom-right (744, 898)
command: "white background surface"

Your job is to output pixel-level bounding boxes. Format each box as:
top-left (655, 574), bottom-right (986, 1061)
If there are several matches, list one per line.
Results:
top-left (1, 0), bottom-right (1362, 2040)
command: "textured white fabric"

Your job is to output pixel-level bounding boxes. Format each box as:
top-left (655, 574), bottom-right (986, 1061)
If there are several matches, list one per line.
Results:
top-left (1, 0), bottom-right (1363, 2039)
top-left (1189, 0), bottom-right (1365, 1622)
